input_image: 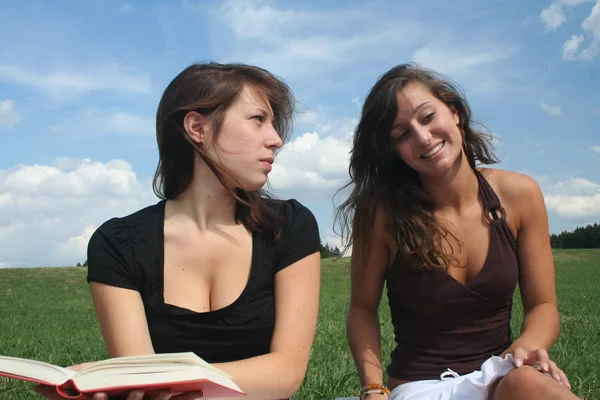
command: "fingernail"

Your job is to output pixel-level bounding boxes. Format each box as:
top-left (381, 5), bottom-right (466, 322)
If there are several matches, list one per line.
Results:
top-left (516, 359), bottom-right (522, 367)
top-left (544, 362), bottom-right (549, 371)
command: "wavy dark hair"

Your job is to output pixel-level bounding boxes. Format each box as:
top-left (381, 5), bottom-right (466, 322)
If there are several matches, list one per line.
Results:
top-left (335, 63), bottom-right (499, 270)
top-left (153, 62), bottom-right (295, 238)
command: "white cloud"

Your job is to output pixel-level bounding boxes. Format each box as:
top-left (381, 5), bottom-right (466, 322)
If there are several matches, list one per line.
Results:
top-left (0, 99), bottom-right (21, 127)
top-left (121, 3), bottom-right (133, 12)
top-left (56, 225), bottom-right (97, 261)
top-left (553, 0), bottom-right (600, 60)
top-left (270, 132), bottom-right (351, 193)
top-left (411, 44), bottom-right (516, 94)
top-left (351, 95), bottom-right (360, 105)
top-left (562, 35), bottom-right (586, 59)
top-left (0, 63), bottom-right (152, 99)
top-left (109, 112), bottom-right (154, 135)
top-left (543, 177), bottom-right (600, 218)
top-left (205, 1), bottom-right (515, 95)
top-left (541, 4), bottom-right (567, 31)
top-left (209, 0), bottom-right (424, 77)
top-left (592, 145), bottom-right (600, 153)
top-left (541, 102), bottom-right (562, 116)
top-left (582, 0), bottom-right (600, 38)
top-left (296, 110), bottom-right (319, 124)
top-left (0, 159), bottom-right (156, 267)
top-left (413, 45), bottom-right (515, 76)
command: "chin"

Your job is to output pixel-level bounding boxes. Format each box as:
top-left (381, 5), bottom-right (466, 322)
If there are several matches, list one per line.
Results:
top-left (239, 178), bottom-right (268, 192)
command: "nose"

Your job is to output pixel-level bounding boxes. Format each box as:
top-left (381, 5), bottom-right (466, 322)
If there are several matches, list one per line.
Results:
top-left (413, 125), bottom-right (432, 147)
top-left (266, 125), bottom-right (283, 150)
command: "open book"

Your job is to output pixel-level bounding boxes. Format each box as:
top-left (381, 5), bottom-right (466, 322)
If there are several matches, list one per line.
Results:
top-left (0, 352), bottom-right (245, 399)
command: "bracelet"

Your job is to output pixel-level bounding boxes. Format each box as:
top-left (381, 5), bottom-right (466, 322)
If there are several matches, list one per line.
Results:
top-left (359, 383), bottom-right (391, 399)
top-left (362, 389), bottom-right (389, 399)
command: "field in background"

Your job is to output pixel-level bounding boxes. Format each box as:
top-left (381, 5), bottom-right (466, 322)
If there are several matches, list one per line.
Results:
top-left (1, 249), bottom-right (599, 399)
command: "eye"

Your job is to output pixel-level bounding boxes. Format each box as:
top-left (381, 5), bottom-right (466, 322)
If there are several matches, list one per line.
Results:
top-left (251, 115), bottom-right (264, 123)
top-left (393, 131), bottom-right (409, 143)
top-left (422, 112), bottom-right (435, 124)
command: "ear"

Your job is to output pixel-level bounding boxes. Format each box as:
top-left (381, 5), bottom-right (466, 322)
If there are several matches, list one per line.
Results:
top-left (451, 106), bottom-right (460, 126)
top-left (183, 111), bottom-right (208, 144)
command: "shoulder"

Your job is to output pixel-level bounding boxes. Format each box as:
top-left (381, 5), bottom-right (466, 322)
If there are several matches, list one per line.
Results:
top-left (264, 198), bottom-right (318, 229)
top-left (263, 199), bottom-right (321, 270)
top-left (90, 201), bottom-right (164, 247)
top-left (478, 168), bottom-right (545, 231)
top-left (480, 168), bottom-right (543, 203)
top-left (265, 198), bottom-right (313, 218)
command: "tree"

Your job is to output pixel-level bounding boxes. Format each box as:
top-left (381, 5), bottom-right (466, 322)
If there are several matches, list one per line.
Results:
top-left (320, 242), bottom-right (342, 258)
top-left (550, 223), bottom-right (600, 249)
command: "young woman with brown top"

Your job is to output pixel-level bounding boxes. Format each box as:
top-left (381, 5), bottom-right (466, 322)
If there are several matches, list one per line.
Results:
top-left (337, 64), bottom-right (579, 399)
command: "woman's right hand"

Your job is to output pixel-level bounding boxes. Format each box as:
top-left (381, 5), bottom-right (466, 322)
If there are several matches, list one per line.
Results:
top-left (35, 386), bottom-right (204, 400)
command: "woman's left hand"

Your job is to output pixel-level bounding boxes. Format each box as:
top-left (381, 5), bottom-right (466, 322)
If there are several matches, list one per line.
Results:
top-left (504, 347), bottom-right (571, 390)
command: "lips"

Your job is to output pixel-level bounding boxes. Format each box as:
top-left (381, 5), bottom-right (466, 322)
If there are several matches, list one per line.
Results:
top-left (421, 141), bottom-right (445, 159)
top-left (261, 157), bottom-right (274, 172)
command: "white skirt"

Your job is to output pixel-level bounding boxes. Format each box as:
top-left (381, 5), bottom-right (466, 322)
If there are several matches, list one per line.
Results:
top-left (388, 354), bottom-right (516, 400)
top-left (334, 355), bottom-right (516, 400)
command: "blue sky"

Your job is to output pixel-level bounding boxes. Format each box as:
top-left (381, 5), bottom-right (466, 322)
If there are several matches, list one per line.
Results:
top-left (0, 0), bottom-right (599, 267)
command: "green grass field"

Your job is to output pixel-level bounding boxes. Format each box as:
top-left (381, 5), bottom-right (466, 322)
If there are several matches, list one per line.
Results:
top-left (1, 249), bottom-right (599, 399)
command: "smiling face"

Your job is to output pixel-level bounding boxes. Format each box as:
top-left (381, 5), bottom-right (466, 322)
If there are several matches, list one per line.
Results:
top-left (201, 84), bottom-right (283, 191)
top-left (389, 81), bottom-right (464, 177)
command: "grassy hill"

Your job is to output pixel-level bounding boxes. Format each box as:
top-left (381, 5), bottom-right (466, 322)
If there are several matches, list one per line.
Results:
top-left (1, 249), bottom-right (599, 399)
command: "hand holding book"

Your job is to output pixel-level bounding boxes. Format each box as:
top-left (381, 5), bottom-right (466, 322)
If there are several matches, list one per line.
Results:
top-left (0, 352), bottom-right (244, 399)
top-left (34, 385), bottom-right (205, 400)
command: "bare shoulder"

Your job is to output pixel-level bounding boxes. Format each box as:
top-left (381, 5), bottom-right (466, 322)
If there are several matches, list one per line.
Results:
top-left (479, 168), bottom-right (545, 233)
top-left (479, 168), bottom-right (543, 203)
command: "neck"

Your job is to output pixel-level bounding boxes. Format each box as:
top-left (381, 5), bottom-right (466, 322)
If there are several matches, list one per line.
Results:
top-left (419, 154), bottom-right (479, 212)
top-left (169, 158), bottom-right (238, 229)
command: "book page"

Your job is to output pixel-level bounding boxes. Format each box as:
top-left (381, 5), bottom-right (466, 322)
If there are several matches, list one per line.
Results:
top-left (74, 364), bottom-right (243, 394)
top-left (76, 352), bottom-right (231, 379)
top-left (0, 356), bottom-right (74, 385)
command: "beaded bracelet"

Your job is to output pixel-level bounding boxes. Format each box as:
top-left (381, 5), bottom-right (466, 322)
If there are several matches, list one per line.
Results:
top-left (359, 383), bottom-right (391, 399)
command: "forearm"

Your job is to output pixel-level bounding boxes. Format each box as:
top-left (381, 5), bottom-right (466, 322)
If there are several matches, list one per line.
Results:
top-left (214, 352), bottom-right (306, 400)
top-left (512, 302), bottom-right (560, 351)
top-left (347, 304), bottom-right (384, 386)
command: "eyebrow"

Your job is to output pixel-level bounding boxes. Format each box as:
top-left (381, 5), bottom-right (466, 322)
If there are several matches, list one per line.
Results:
top-left (392, 101), bottom-right (431, 129)
top-left (253, 107), bottom-right (273, 117)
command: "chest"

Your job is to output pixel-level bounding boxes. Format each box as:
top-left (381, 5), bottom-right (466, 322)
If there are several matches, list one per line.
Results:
top-left (162, 224), bottom-right (254, 313)
top-left (436, 204), bottom-right (495, 285)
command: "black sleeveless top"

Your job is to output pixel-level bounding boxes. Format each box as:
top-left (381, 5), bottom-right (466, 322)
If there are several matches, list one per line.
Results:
top-left (385, 169), bottom-right (518, 381)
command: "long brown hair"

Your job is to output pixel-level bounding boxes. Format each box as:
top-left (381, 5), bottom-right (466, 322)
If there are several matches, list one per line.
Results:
top-left (335, 63), bottom-right (498, 270)
top-left (153, 62), bottom-right (295, 237)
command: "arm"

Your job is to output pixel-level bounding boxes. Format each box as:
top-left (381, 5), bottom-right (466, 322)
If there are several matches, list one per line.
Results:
top-left (347, 208), bottom-right (392, 398)
top-left (500, 173), bottom-right (569, 386)
top-left (90, 282), bottom-right (156, 357)
top-left (505, 174), bottom-right (560, 353)
top-left (90, 252), bottom-right (319, 400)
top-left (214, 251), bottom-right (321, 400)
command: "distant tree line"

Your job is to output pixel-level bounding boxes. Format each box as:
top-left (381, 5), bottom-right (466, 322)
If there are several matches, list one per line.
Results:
top-left (550, 223), bottom-right (600, 249)
top-left (320, 242), bottom-right (342, 258)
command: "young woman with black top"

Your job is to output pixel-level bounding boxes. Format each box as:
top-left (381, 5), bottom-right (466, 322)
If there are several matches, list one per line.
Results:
top-left (37, 63), bottom-right (321, 400)
top-left (337, 64), bottom-right (579, 399)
